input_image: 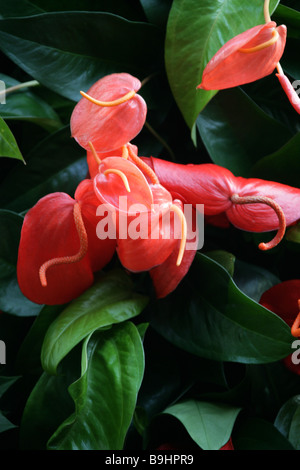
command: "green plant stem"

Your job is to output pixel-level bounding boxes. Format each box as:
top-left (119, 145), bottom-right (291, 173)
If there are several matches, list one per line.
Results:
top-left (0, 80), bottom-right (39, 98)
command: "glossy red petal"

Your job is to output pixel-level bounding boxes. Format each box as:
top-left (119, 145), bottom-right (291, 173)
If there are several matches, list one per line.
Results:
top-left (198, 22), bottom-right (287, 90)
top-left (17, 193), bottom-right (94, 305)
top-left (75, 179), bottom-right (117, 272)
top-left (70, 73), bottom-right (147, 152)
top-left (227, 177), bottom-right (300, 232)
top-left (259, 280), bottom-right (300, 376)
top-left (144, 157), bottom-right (300, 234)
top-left (150, 206), bottom-right (198, 298)
top-left (116, 185), bottom-right (175, 272)
top-left (143, 157), bottom-right (235, 214)
top-left (259, 280), bottom-right (300, 325)
top-left (94, 156), bottom-right (153, 213)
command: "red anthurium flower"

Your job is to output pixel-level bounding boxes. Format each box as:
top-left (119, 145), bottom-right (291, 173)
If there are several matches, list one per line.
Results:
top-left (197, 21), bottom-right (287, 91)
top-left (259, 280), bottom-right (300, 375)
top-left (150, 206), bottom-right (198, 299)
top-left (91, 146), bottom-right (195, 297)
top-left (17, 180), bottom-right (116, 305)
top-left (74, 179), bottom-right (117, 272)
top-left (142, 157), bottom-right (300, 251)
top-left (70, 73), bottom-right (147, 153)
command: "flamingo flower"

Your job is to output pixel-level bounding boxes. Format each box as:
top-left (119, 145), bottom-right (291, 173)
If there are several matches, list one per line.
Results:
top-left (89, 143), bottom-right (197, 298)
top-left (70, 73), bottom-right (147, 153)
top-left (142, 157), bottom-right (300, 251)
top-left (197, 21), bottom-right (287, 91)
top-left (197, 8), bottom-right (300, 115)
top-left (259, 280), bottom-right (300, 374)
top-left (17, 179), bottom-right (116, 305)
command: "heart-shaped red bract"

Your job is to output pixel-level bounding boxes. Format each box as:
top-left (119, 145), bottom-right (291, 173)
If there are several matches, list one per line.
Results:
top-left (71, 73), bottom-right (147, 153)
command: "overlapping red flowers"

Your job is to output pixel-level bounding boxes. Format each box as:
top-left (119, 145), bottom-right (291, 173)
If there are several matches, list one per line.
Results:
top-left (17, 72), bottom-right (300, 306)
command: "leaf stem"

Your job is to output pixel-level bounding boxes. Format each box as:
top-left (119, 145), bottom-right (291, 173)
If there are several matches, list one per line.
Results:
top-left (0, 80), bottom-right (39, 98)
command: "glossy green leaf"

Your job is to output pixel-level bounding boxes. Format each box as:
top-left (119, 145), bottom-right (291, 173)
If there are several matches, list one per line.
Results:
top-left (19, 348), bottom-right (82, 450)
top-left (274, 4), bottom-right (300, 40)
top-left (47, 322), bottom-right (145, 450)
top-left (0, 12), bottom-right (164, 102)
top-left (139, 0), bottom-right (172, 27)
top-left (0, 116), bottom-right (24, 161)
top-left (163, 399), bottom-right (241, 450)
top-left (233, 259), bottom-right (280, 303)
top-left (0, 210), bottom-right (43, 316)
top-left (196, 87), bottom-right (293, 176)
top-left (135, 327), bottom-right (226, 433)
top-left (274, 395), bottom-right (300, 450)
top-left (41, 270), bottom-right (148, 375)
top-left (15, 304), bottom-right (64, 375)
top-left (165, 0), bottom-right (279, 130)
top-left (205, 250), bottom-right (236, 277)
top-left (151, 253), bottom-right (292, 363)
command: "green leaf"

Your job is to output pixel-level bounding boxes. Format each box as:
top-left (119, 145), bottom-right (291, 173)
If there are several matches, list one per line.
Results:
top-left (135, 327), bottom-right (226, 433)
top-left (205, 250), bottom-right (236, 277)
top-left (274, 395), bottom-right (300, 450)
top-left (0, 116), bottom-right (24, 161)
top-left (196, 87), bottom-right (293, 176)
top-left (0, 126), bottom-right (87, 213)
top-left (165, 0), bottom-right (279, 130)
top-left (0, 0), bottom-right (147, 20)
top-left (0, 376), bottom-right (20, 399)
top-left (41, 270), bottom-right (148, 375)
top-left (234, 416), bottom-right (295, 450)
top-left (251, 131), bottom-right (300, 188)
top-left (47, 322), bottom-right (145, 450)
top-left (139, 0), bottom-right (172, 27)
top-left (163, 399), bottom-right (241, 450)
top-left (0, 73), bottom-right (61, 130)
top-left (15, 304), bottom-right (64, 375)
top-left (150, 253), bottom-right (292, 363)
top-left (0, 209), bottom-right (43, 316)
top-left (0, 411), bottom-right (16, 433)
top-left (274, 4), bottom-right (300, 40)
top-left (0, 12), bottom-right (164, 102)
top-left (0, 0), bottom-right (44, 18)
top-left (286, 222), bottom-right (300, 243)
top-left (233, 259), bottom-right (280, 303)
top-left (19, 347), bottom-right (82, 450)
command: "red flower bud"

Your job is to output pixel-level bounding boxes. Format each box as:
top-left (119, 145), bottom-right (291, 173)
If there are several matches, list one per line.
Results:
top-left (198, 22), bottom-right (287, 91)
